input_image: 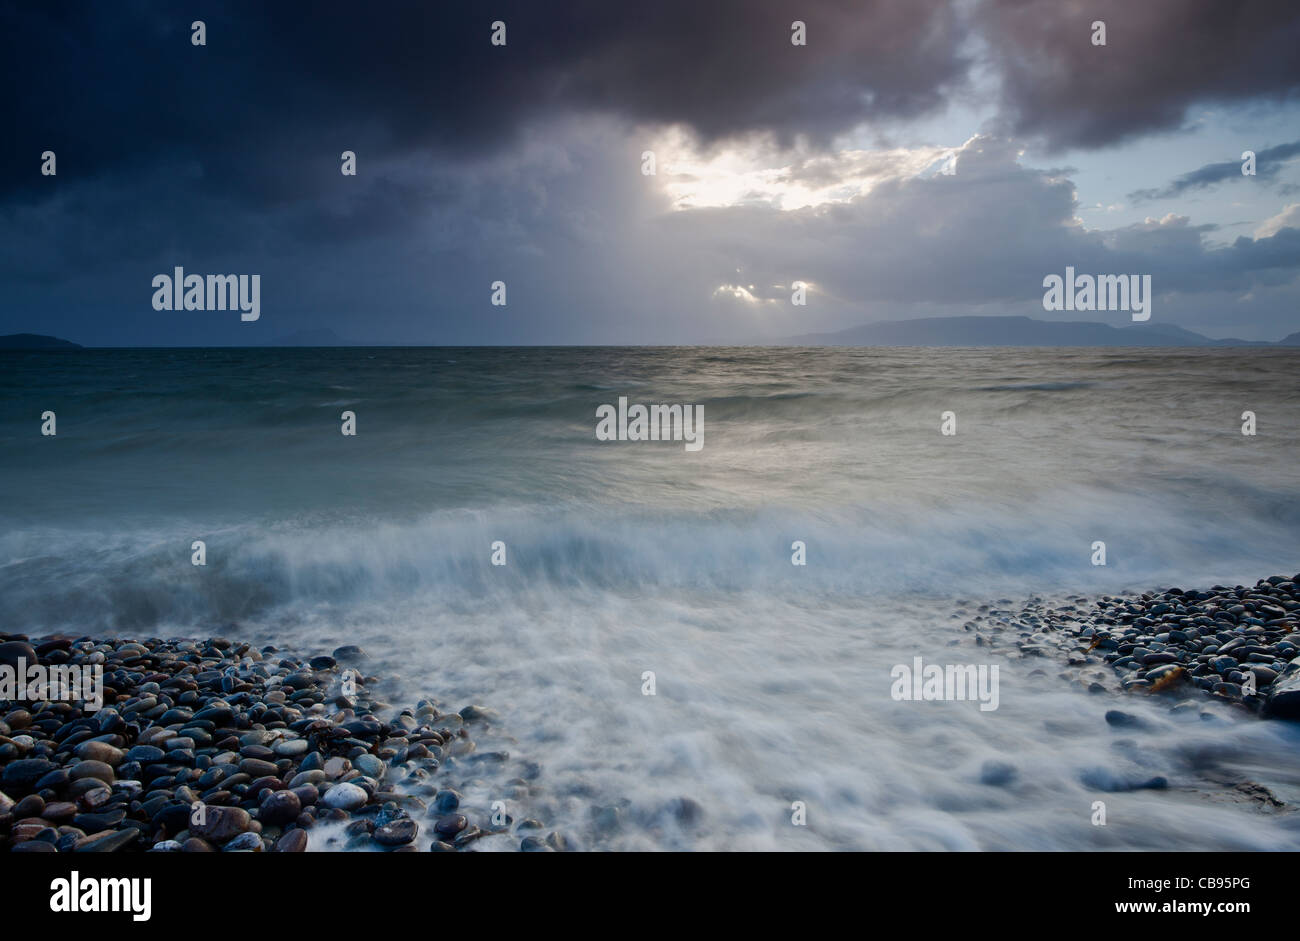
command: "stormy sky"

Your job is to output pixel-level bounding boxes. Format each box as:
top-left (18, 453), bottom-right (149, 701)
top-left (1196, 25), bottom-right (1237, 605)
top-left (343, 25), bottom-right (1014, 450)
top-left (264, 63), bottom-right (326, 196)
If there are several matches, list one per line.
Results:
top-left (2, 0), bottom-right (1299, 345)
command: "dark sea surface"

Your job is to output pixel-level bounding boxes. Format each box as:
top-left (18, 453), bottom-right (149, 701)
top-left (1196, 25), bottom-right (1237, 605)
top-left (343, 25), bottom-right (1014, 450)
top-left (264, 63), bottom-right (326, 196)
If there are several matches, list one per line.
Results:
top-left (3, 346), bottom-right (1299, 849)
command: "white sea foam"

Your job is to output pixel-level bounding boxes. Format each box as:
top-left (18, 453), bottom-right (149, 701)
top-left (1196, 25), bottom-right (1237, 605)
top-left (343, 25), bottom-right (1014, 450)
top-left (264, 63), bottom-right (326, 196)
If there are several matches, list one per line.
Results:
top-left (2, 346), bottom-right (1299, 849)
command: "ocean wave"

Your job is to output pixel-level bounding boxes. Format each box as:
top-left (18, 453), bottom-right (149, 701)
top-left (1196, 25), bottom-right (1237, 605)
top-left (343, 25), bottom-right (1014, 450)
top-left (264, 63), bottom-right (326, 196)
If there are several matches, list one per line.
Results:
top-left (2, 489), bottom-right (1295, 633)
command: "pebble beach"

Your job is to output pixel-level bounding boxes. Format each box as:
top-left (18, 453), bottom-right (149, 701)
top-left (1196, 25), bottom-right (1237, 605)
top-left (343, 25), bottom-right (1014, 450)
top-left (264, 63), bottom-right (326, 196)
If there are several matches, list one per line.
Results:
top-left (0, 637), bottom-right (567, 853)
top-left (978, 572), bottom-right (1300, 716)
top-left (4, 571), bottom-right (1300, 853)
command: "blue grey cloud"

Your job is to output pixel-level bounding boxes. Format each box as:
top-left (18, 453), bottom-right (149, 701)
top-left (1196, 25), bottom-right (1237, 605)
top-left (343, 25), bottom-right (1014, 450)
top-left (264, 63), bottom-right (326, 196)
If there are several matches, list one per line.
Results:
top-left (1129, 141), bottom-right (1300, 202)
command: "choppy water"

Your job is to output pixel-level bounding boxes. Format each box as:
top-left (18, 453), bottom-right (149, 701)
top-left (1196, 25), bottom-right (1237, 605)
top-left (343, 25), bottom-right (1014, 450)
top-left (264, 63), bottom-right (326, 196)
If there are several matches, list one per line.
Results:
top-left (3, 346), bottom-right (1300, 850)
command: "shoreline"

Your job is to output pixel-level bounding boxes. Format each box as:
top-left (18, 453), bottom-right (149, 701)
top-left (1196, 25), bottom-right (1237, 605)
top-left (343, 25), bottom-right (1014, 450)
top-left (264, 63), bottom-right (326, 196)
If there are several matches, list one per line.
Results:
top-left (970, 572), bottom-right (1300, 717)
top-left (4, 569), bottom-right (1299, 853)
top-left (0, 636), bottom-right (563, 853)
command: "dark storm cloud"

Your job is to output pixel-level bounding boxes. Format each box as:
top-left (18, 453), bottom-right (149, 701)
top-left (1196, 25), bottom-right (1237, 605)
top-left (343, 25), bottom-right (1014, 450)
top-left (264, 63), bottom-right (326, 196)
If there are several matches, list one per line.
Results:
top-left (1128, 140), bottom-right (1300, 202)
top-left (3, 0), bottom-right (1299, 345)
top-left (975, 0), bottom-right (1300, 151)
top-left (0, 0), bottom-right (970, 207)
top-left (5, 0), bottom-right (1300, 212)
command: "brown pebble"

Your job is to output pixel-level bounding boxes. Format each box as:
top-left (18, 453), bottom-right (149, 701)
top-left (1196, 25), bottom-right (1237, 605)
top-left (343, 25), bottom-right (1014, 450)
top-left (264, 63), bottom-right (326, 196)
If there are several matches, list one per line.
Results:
top-left (275, 828), bottom-right (309, 852)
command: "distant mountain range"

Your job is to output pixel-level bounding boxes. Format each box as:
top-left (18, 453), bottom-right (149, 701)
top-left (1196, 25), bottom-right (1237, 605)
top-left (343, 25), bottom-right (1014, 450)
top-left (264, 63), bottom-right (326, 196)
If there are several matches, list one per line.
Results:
top-left (4, 319), bottom-right (1299, 349)
top-left (780, 316), bottom-right (1295, 347)
top-left (0, 329), bottom-right (355, 349)
top-left (0, 333), bottom-right (83, 350)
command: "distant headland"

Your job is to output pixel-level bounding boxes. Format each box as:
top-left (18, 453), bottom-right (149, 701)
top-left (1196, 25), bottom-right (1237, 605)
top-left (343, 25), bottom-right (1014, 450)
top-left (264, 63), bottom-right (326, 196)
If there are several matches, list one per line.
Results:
top-left (0, 334), bottom-right (84, 350)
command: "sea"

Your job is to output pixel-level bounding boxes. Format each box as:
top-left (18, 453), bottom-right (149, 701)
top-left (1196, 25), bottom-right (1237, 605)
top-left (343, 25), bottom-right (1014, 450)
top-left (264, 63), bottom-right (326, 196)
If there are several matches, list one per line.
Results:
top-left (3, 345), bottom-right (1300, 850)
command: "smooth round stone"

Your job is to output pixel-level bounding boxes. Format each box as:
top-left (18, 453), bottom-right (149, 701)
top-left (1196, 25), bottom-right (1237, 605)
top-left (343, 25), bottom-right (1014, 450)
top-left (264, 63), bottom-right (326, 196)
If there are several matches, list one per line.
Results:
top-left (459, 704), bottom-right (499, 723)
top-left (54, 833), bottom-right (80, 855)
top-left (323, 757), bottom-right (351, 779)
top-left (13, 794), bottom-right (45, 818)
top-left (273, 739), bottom-right (308, 757)
top-left (191, 806), bottom-right (252, 843)
top-left (281, 673), bottom-right (316, 691)
top-left (520, 836), bottom-right (554, 852)
top-left (149, 801), bottom-right (191, 833)
top-left (222, 831), bottom-right (265, 852)
top-left (332, 645), bottom-right (367, 662)
top-left (355, 754), bottom-right (384, 778)
top-left (13, 840), bottom-right (59, 853)
top-left (2, 758), bottom-right (58, 790)
top-left (193, 704), bottom-right (234, 723)
top-left (149, 840), bottom-right (184, 852)
top-left (428, 840), bottom-right (457, 852)
top-left (286, 766), bottom-right (325, 786)
top-left (239, 758), bottom-right (279, 778)
top-left (259, 790), bottom-right (301, 826)
top-left (195, 767), bottom-right (227, 790)
top-left (1249, 665), bottom-right (1280, 685)
top-left (275, 828), bottom-right (308, 853)
top-left (432, 789), bottom-right (461, 813)
top-left (30, 826), bottom-right (60, 844)
top-left (0, 641), bottom-right (38, 670)
top-left (1103, 710), bottom-right (1145, 729)
top-left (125, 745), bottom-right (166, 764)
top-left (69, 760), bottom-right (115, 784)
top-left (321, 782), bottom-right (368, 811)
top-left (308, 656), bottom-right (336, 670)
top-left (373, 818), bottom-right (418, 846)
top-left (10, 822), bottom-right (47, 842)
top-left (433, 814), bottom-right (467, 838)
top-left (42, 801), bottom-right (78, 822)
top-left (979, 761), bottom-right (1018, 787)
top-left (1140, 651), bottom-right (1178, 666)
top-left (78, 785), bottom-right (114, 808)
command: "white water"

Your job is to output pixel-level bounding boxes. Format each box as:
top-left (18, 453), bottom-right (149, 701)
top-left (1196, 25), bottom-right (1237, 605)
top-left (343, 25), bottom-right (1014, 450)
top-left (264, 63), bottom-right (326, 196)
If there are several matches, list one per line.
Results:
top-left (4, 346), bottom-right (1300, 849)
top-left (234, 575), bottom-right (1300, 851)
